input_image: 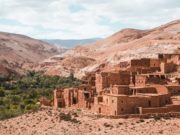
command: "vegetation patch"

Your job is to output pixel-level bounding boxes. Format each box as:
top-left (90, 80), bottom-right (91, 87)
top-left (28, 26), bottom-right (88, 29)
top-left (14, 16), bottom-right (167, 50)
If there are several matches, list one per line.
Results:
top-left (0, 71), bottom-right (81, 120)
top-left (59, 112), bottom-right (81, 124)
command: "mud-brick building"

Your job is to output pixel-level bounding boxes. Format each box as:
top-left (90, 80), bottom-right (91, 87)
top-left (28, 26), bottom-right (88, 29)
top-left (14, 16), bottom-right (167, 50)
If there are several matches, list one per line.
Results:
top-left (53, 50), bottom-right (180, 116)
top-left (95, 71), bottom-right (131, 94)
top-left (130, 58), bottom-right (161, 73)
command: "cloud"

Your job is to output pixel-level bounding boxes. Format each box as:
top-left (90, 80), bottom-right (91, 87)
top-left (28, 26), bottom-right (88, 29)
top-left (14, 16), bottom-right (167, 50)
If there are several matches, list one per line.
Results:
top-left (0, 0), bottom-right (179, 39)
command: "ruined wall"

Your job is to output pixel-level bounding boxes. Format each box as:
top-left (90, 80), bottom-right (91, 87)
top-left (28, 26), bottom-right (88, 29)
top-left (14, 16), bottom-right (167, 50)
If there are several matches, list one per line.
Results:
top-left (77, 90), bottom-right (87, 108)
top-left (53, 89), bottom-right (65, 109)
top-left (40, 97), bottom-right (52, 107)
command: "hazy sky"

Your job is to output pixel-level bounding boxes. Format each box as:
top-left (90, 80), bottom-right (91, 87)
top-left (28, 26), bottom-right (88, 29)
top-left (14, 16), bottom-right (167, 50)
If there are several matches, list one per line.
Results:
top-left (0, 0), bottom-right (179, 39)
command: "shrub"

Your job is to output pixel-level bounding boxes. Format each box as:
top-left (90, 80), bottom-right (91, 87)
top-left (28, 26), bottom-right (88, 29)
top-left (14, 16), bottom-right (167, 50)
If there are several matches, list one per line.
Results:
top-left (139, 119), bottom-right (145, 122)
top-left (11, 95), bottom-right (21, 105)
top-left (59, 113), bottom-right (80, 124)
top-left (0, 89), bottom-right (5, 97)
top-left (154, 115), bottom-right (161, 121)
top-left (0, 99), bottom-right (4, 106)
top-left (25, 104), bottom-right (39, 111)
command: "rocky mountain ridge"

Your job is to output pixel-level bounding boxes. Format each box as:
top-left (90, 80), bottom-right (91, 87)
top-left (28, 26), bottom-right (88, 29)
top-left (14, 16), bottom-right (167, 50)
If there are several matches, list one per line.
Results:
top-left (39, 20), bottom-right (180, 78)
top-left (0, 32), bottom-right (63, 76)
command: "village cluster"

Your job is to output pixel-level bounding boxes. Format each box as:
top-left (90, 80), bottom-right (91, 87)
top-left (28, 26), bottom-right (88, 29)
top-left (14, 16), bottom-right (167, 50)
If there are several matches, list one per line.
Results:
top-left (53, 49), bottom-right (180, 116)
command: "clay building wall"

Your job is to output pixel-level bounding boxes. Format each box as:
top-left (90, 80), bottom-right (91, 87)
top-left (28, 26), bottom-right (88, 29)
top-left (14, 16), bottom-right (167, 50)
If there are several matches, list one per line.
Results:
top-left (93, 95), bottom-right (129, 115)
top-left (171, 96), bottom-right (180, 105)
top-left (91, 104), bottom-right (110, 115)
top-left (103, 95), bottom-right (119, 115)
top-left (177, 78), bottom-right (180, 84)
top-left (140, 105), bottom-right (180, 114)
top-left (130, 58), bottom-right (161, 73)
top-left (99, 95), bottom-right (134, 115)
top-left (167, 55), bottom-right (180, 65)
top-left (158, 53), bottom-right (180, 65)
top-left (53, 89), bottom-right (65, 109)
top-left (166, 85), bottom-right (180, 96)
top-left (111, 85), bottom-right (131, 95)
top-left (95, 71), bottom-right (130, 93)
top-left (125, 96), bottom-right (151, 114)
top-left (40, 97), bottom-right (52, 107)
top-left (95, 91), bottom-right (170, 115)
top-left (95, 72), bottom-right (109, 93)
top-left (131, 58), bottom-right (160, 68)
top-left (174, 49), bottom-right (180, 54)
top-left (158, 54), bottom-right (171, 61)
top-left (118, 71), bottom-right (131, 85)
top-left (135, 74), bottom-right (169, 86)
top-left (160, 62), bottom-right (176, 73)
top-left (82, 73), bottom-right (96, 86)
top-left (127, 94), bottom-right (170, 114)
top-left (135, 75), bottom-right (147, 87)
top-left (135, 87), bottom-right (157, 94)
top-left (94, 96), bottom-right (103, 105)
top-left (114, 61), bottom-right (130, 70)
top-left (63, 88), bottom-right (79, 107)
top-left (91, 95), bottom-right (111, 115)
top-left (131, 58), bottom-right (150, 68)
top-left (150, 59), bottom-right (161, 67)
top-left (61, 87), bottom-right (93, 109)
top-left (77, 90), bottom-right (85, 108)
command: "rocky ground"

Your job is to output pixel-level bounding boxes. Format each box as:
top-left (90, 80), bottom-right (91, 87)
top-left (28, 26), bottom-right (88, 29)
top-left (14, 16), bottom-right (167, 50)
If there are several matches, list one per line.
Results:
top-left (0, 107), bottom-right (180, 135)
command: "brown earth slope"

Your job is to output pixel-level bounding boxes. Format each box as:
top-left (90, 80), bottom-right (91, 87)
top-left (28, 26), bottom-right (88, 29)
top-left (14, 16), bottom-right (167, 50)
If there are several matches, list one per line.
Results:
top-left (40, 20), bottom-right (180, 78)
top-left (0, 32), bottom-right (63, 76)
top-left (0, 108), bottom-right (180, 135)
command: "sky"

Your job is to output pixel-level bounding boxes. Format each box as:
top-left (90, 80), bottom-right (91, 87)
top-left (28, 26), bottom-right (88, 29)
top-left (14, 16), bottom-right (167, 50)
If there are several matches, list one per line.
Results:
top-left (0, 0), bottom-right (179, 39)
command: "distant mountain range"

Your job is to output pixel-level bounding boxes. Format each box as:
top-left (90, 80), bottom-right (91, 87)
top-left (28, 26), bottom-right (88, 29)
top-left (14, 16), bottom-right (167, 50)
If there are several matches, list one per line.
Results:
top-left (43, 38), bottom-right (102, 48)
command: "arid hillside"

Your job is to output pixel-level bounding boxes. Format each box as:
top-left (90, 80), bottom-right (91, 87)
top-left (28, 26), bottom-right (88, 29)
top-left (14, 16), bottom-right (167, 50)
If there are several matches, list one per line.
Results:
top-left (0, 107), bottom-right (180, 135)
top-left (0, 32), bottom-right (64, 76)
top-left (40, 20), bottom-right (180, 78)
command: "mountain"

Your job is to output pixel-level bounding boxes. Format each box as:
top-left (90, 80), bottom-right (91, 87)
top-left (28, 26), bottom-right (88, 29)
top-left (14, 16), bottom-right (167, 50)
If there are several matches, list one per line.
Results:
top-left (0, 32), bottom-right (63, 76)
top-left (39, 20), bottom-right (180, 78)
top-left (43, 38), bottom-right (102, 48)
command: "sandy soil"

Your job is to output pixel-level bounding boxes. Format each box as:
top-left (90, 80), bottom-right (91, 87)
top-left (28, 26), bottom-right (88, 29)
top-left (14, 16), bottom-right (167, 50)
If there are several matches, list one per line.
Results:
top-left (0, 107), bottom-right (180, 135)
